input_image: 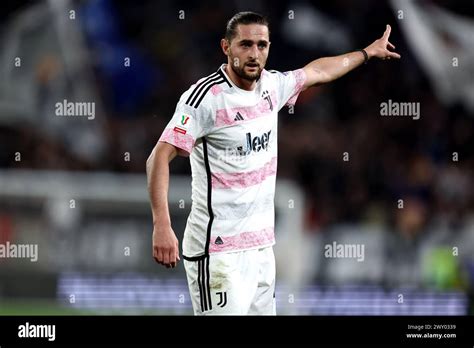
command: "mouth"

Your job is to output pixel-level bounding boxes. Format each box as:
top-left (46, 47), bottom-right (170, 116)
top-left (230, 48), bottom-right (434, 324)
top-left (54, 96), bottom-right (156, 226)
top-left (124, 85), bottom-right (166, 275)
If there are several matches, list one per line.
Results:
top-left (245, 62), bottom-right (259, 69)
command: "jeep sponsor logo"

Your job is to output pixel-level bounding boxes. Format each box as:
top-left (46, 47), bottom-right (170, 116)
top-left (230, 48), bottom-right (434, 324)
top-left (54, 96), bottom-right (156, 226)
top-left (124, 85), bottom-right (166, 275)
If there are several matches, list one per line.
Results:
top-left (217, 130), bottom-right (272, 164)
top-left (237, 130), bottom-right (271, 155)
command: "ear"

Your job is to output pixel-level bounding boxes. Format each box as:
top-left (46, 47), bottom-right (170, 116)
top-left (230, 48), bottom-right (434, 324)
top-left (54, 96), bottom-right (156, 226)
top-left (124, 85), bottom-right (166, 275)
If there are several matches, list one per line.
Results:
top-left (220, 38), bottom-right (230, 56)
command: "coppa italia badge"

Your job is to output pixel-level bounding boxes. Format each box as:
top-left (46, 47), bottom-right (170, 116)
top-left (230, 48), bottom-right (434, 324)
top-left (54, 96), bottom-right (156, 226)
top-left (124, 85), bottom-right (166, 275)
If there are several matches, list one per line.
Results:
top-left (173, 114), bottom-right (191, 134)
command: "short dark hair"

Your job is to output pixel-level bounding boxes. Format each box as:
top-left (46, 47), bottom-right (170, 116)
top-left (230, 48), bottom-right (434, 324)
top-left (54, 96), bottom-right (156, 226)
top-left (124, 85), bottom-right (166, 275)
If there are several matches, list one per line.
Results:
top-left (225, 11), bottom-right (269, 42)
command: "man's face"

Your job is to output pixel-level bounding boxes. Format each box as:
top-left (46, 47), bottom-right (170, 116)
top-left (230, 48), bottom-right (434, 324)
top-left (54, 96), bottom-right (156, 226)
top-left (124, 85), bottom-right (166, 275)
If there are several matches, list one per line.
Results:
top-left (225, 24), bottom-right (270, 81)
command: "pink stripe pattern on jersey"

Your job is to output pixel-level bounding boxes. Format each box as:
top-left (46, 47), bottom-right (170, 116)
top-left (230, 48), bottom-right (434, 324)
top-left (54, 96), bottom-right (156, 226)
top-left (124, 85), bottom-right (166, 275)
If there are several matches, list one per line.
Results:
top-left (215, 90), bottom-right (278, 126)
top-left (211, 157), bottom-right (277, 189)
top-left (286, 69), bottom-right (307, 106)
top-left (159, 128), bottom-right (195, 154)
top-left (209, 227), bottom-right (275, 253)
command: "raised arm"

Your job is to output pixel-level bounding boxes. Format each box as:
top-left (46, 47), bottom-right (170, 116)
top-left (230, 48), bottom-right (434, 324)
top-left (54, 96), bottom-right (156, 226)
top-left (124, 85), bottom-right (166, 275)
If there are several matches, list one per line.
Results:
top-left (302, 25), bottom-right (401, 89)
top-left (146, 141), bottom-right (181, 268)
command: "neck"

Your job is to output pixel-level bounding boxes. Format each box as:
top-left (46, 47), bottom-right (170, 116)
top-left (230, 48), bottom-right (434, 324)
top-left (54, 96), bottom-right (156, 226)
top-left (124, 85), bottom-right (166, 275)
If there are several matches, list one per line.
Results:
top-left (225, 64), bottom-right (257, 91)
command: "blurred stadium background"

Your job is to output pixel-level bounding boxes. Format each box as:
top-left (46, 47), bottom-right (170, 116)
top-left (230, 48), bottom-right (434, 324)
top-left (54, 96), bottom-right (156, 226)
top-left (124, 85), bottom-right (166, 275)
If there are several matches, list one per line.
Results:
top-left (0, 0), bottom-right (472, 315)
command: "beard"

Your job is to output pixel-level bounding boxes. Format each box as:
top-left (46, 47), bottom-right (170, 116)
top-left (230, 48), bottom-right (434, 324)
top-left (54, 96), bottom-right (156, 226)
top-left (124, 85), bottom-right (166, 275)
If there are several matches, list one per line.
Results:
top-left (230, 58), bottom-right (263, 81)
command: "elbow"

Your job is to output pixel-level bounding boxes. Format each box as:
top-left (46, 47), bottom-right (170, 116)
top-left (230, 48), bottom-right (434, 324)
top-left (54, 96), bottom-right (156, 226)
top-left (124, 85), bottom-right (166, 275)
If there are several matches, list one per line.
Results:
top-left (146, 148), bottom-right (156, 175)
top-left (146, 151), bottom-right (154, 166)
top-left (307, 67), bottom-right (332, 87)
top-left (316, 70), bottom-right (333, 85)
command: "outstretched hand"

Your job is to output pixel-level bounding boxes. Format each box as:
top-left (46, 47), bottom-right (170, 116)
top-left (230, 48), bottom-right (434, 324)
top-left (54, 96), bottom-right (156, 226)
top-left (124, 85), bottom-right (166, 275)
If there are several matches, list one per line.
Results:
top-left (365, 25), bottom-right (401, 60)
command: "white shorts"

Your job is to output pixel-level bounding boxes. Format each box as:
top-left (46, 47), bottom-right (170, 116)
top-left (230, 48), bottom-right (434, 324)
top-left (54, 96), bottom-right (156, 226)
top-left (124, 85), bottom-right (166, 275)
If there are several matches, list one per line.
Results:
top-left (184, 246), bottom-right (276, 315)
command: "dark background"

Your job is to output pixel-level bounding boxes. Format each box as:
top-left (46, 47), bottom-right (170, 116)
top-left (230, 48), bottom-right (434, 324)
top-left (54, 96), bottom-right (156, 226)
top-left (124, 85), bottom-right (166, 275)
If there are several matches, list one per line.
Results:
top-left (0, 0), bottom-right (472, 315)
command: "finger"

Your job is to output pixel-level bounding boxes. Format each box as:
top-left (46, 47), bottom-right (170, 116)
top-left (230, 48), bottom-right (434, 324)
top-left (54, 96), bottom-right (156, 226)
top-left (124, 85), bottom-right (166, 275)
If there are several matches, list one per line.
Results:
top-left (157, 248), bottom-right (164, 264)
top-left (168, 249), bottom-right (176, 268)
top-left (154, 257), bottom-right (164, 265)
top-left (383, 24), bottom-right (391, 40)
top-left (163, 249), bottom-right (171, 265)
top-left (170, 247), bottom-right (179, 268)
top-left (388, 41), bottom-right (395, 49)
top-left (175, 242), bottom-right (181, 262)
top-left (153, 247), bottom-right (162, 264)
top-left (388, 51), bottom-right (401, 59)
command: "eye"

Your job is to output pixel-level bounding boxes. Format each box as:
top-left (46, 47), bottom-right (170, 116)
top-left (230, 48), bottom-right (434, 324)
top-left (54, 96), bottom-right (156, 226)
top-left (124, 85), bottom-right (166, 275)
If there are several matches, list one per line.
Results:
top-left (258, 43), bottom-right (267, 49)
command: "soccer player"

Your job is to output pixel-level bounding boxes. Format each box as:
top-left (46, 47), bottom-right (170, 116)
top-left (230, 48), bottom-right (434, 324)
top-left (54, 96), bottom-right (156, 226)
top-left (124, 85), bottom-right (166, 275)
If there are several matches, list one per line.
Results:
top-left (146, 11), bottom-right (400, 315)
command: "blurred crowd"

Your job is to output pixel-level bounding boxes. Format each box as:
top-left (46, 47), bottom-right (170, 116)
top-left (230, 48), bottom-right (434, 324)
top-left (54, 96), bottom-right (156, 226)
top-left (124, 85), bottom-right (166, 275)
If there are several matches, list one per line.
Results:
top-left (0, 0), bottom-right (472, 302)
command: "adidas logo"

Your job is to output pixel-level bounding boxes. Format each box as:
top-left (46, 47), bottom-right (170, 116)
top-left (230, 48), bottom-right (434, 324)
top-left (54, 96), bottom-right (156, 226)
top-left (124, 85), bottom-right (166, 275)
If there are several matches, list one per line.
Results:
top-left (234, 112), bottom-right (244, 121)
top-left (215, 236), bottom-right (224, 245)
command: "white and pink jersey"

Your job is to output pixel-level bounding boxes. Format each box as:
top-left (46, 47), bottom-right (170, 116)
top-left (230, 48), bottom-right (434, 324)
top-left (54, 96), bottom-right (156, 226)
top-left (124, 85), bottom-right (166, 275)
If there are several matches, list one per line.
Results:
top-left (159, 64), bottom-right (306, 259)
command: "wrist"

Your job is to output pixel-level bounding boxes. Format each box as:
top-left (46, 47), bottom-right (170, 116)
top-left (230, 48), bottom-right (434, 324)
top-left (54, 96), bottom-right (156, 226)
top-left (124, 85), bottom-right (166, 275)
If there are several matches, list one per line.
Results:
top-left (153, 213), bottom-right (171, 228)
top-left (363, 46), bottom-right (373, 59)
top-left (357, 48), bottom-right (369, 65)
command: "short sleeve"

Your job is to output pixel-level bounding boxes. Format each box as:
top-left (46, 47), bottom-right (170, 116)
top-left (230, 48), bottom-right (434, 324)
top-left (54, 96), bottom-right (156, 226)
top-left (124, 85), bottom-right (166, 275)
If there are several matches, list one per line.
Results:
top-left (158, 88), bottom-right (213, 156)
top-left (273, 69), bottom-right (307, 111)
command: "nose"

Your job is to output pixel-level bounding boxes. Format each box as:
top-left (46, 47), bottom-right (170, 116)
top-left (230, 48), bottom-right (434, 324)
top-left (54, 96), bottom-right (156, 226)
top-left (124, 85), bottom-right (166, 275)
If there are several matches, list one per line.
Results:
top-left (249, 44), bottom-right (259, 59)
